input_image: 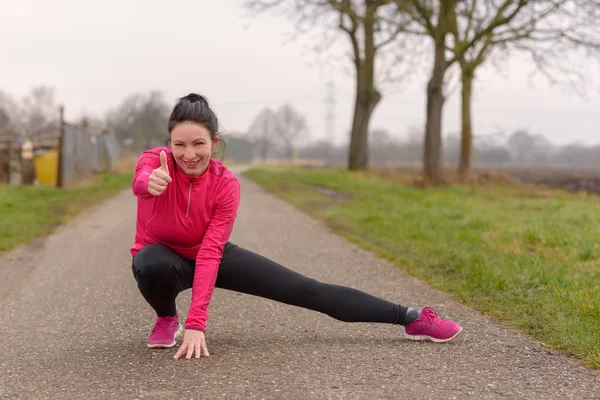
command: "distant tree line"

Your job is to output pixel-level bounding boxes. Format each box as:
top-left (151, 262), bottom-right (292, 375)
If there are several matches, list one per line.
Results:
top-left (0, 86), bottom-right (61, 140)
top-left (2, 85), bottom-right (597, 169)
top-left (296, 127), bottom-right (600, 167)
top-left (246, 0), bottom-right (600, 183)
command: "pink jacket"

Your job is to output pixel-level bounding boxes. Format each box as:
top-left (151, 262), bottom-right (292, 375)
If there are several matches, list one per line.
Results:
top-left (130, 147), bottom-right (241, 332)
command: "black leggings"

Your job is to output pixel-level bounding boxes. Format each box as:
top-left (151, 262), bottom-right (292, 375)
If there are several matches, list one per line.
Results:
top-left (131, 243), bottom-right (409, 327)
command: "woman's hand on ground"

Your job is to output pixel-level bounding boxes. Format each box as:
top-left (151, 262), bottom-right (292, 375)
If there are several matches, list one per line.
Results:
top-left (173, 329), bottom-right (209, 359)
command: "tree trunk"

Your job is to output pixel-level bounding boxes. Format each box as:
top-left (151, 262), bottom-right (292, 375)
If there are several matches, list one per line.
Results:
top-left (348, 75), bottom-right (380, 170)
top-left (423, 35), bottom-right (446, 183)
top-left (347, 2), bottom-right (380, 171)
top-left (459, 66), bottom-right (474, 180)
top-left (423, 0), bottom-right (455, 184)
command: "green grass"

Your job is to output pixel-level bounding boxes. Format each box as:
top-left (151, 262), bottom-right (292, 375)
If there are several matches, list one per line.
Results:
top-left (244, 165), bottom-right (600, 369)
top-left (0, 170), bottom-right (133, 255)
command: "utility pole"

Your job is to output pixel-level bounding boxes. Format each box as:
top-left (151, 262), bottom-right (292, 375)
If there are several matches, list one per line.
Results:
top-left (324, 66), bottom-right (336, 142)
top-left (57, 105), bottom-right (64, 188)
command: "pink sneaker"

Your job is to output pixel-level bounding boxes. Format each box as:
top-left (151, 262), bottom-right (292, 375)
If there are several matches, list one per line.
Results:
top-left (404, 306), bottom-right (462, 342)
top-left (147, 315), bottom-right (183, 348)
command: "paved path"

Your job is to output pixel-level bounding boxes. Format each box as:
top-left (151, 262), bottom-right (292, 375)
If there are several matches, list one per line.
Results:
top-left (1, 170), bottom-right (599, 399)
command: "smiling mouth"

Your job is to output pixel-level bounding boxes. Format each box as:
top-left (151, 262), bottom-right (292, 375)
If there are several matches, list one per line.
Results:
top-left (184, 160), bottom-right (200, 168)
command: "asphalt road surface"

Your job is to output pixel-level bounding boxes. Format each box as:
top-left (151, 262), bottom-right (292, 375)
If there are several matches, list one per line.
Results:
top-left (1, 169), bottom-right (599, 399)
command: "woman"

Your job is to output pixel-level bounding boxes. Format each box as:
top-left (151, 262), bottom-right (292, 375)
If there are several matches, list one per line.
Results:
top-left (130, 93), bottom-right (462, 360)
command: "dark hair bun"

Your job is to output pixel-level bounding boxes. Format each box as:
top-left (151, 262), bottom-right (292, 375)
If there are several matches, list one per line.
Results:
top-left (168, 93), bottom-right (219, 136)
top-left (184, 93), bottom-right (208, 105)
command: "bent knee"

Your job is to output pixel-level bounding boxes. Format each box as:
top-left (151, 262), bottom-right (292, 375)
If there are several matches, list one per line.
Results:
top-left (132, 244), bottom-right (178, 278)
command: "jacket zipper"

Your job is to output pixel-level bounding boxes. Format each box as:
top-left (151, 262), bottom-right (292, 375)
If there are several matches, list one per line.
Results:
top-left (186, 178), bottom-right (194, 217)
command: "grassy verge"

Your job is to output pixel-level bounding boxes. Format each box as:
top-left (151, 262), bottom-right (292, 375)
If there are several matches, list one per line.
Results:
top-left (0, 169), bottom-right (133, 255)
top-left (244, 165), bottom-right (600, 369)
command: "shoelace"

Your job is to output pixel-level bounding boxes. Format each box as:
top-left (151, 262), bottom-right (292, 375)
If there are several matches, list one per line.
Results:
top-left (151, 317), bottom-right (176, 333)
top-left (419, 307), bottom-right (440, 329)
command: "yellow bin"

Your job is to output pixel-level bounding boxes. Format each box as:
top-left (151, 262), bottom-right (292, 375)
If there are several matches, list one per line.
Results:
top-left (34, 150), bottom-right (59, 185)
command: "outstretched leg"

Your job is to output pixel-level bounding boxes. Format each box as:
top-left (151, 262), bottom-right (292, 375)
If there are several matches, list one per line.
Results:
top-left (216, 244), bottom-right (414, 325)
top-left (215, 243), bottom-right (462, 342)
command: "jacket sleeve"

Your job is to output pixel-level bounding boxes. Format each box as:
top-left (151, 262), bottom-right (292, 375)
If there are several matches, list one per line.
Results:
top-left (132, 149), bottom-right (162, 199)
top-left (185, 176), bottom-right (241, 332)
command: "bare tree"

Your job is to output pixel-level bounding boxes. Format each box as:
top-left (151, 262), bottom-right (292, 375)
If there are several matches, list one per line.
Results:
top-left (398, 0), bottom-right (539, 183)
top-left (274, 104), bottom-right (308, 159)
top-left (20, 86), bottom-right (60, 139)
top-left (106, 90), bottom-right (170, 151)
top-left (0, 91), bottom-right (21, 138)
top-left (451, 0), bottom-right (600, 179)
top-left (244, 0), bottom-right (415, 170)
top-left (369, 127), bottom-right (404, 164)
top-left (452, 1), bottom-right (529, 178)
top-left (507, 128), bottom-right (554, 165)
top-left (398, 0), bottom-right (458, 183)
top-left (247, 107), bottom-right (277, 161)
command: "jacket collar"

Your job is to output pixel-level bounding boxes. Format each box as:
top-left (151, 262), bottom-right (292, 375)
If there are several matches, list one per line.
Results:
top-left (168, 150), bottom-right (211, 183)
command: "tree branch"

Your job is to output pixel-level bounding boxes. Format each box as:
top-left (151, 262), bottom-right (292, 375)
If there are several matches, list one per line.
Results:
top-left (448, 0), bottom-right (529, 65)
top-left (405, 0), bottom-right (436, 37)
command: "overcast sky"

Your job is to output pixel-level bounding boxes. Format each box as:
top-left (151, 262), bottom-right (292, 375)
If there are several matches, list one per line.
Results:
top-left (1, 0), bottom-right (599, 147)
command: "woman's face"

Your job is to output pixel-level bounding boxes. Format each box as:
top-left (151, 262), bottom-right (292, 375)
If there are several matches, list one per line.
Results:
top-left (170, 122), bottom-right (217, 176)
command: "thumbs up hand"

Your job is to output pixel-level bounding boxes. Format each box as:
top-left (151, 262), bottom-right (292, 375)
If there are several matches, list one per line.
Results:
top-left (148, 150), bottom-right (172, 196)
